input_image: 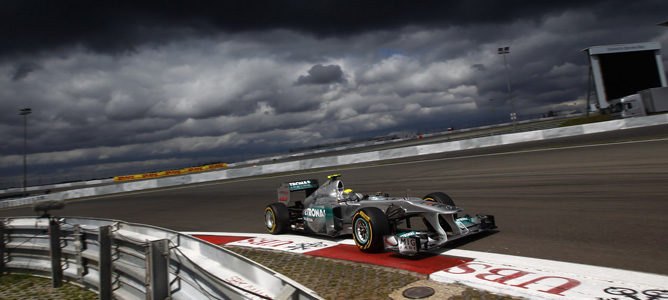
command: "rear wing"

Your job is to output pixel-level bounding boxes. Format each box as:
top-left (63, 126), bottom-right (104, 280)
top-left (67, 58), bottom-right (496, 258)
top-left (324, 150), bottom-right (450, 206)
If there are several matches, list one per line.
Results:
top-left (277, 179), bottom-right (319, 204)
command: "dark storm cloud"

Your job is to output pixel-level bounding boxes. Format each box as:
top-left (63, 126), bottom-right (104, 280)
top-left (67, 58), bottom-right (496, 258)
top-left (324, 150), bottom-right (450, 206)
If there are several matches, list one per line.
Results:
top-left (471, 64), bottom-right (486, 72)
top-left (10, 62), bottom-right (41, 81)
top-left (0, 0), bottom-right (625, 57)
top-left (1, 0), bottom-right (668, 188)
top-left (296, 64), bottom-right (345, 85)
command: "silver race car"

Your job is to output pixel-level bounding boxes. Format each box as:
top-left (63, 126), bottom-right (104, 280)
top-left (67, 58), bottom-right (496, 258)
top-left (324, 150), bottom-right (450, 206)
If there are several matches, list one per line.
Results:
top-left (264, 174), bottom-right (496, 255)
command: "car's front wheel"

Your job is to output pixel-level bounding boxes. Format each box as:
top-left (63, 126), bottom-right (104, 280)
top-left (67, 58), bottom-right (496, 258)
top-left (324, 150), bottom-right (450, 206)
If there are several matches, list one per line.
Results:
top-left (423, 192), bottom-right (456, 231)
top-left (352, 207), bottom-right (389, 253)
top-left (264, 203), bottom-right (289, 234)
top-left (423, 192), bottom-right (455, 207)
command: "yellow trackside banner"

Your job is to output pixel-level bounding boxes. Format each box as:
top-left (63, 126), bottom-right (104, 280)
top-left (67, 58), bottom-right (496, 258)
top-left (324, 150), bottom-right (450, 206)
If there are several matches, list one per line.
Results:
top-left (204, 163), bottom-right (227, 170)
top-left (139, 172), bottom-right (161, 179)
top-left (157, 169), bottom-right (183, 177)
top-left (182, 166), bottom-right (206, 173)
top-left (113, 175), bottom-right (140, 181)
top-left (114, 172), bottom-right (161, 181)
top-left (113, 163), bottom-right (227, 182)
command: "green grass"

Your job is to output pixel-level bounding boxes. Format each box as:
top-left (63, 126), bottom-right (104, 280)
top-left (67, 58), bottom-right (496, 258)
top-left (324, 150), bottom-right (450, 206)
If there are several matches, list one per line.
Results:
top-left (559, 114), bottom-right (612, 127)
top-left (0, 274), bottom-right (97, 300)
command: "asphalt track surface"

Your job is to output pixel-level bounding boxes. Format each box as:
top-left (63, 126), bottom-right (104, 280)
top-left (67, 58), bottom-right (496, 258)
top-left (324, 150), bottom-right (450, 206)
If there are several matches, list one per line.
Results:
top-left (2, 125), bottom-right (668, 275)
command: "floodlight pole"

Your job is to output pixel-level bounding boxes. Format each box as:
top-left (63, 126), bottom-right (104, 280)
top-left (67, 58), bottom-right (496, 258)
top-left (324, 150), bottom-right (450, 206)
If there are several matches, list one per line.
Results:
top-left (19, 108), bottom-right (32, 193)
top-left (498, 47), bottom-right (517, 130)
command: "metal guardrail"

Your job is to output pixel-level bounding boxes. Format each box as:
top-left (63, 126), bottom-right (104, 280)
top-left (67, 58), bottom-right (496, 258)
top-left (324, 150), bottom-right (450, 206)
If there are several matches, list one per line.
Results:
top-left (0, 216), bottom-right (321, 300)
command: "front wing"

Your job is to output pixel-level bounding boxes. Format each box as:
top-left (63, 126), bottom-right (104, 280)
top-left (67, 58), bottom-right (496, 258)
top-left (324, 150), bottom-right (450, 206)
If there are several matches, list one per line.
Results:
top-left (383, 214), bottom-right (496, 255)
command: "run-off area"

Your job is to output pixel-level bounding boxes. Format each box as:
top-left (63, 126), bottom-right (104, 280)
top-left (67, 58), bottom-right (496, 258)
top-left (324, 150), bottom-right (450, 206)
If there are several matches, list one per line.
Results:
top-left (191, 233), bottom-right (668, 300)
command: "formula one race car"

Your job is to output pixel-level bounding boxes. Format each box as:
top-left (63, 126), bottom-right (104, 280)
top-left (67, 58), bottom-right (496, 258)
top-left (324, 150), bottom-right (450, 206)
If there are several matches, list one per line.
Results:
top-left (263, 174), bottom-right (496, 255)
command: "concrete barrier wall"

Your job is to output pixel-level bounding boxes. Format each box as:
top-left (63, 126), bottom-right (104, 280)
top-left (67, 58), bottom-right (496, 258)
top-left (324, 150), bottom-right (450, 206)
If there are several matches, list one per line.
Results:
top-left (0, 113), bottom-right (578, 195)
top-left (3, 114), bottom-right (668, 209)
top-left (0, 178), bottom-right (115, 195)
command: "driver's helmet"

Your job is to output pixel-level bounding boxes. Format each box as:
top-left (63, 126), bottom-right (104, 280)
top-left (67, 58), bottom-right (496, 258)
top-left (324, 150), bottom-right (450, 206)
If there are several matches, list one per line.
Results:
top-left (342, 189), bottom-right (361, 201)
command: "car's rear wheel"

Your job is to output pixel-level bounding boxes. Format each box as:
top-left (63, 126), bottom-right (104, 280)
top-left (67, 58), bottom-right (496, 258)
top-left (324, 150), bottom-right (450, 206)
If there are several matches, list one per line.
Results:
top-left (352, 207), bottom-right (389, 253)
top-left (264, 203), bottom-right (289, 234)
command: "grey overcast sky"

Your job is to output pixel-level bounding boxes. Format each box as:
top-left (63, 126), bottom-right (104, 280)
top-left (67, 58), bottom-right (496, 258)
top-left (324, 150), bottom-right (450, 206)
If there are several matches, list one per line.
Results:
top-left (1, 0), bottom-right (667, 187)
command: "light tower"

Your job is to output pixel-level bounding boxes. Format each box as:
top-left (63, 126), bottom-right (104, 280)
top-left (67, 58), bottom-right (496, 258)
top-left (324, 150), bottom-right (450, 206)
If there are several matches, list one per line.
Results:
top-left (498, 47), bottom-right (517, 129)
top-left (19, 108), bottom-right (32, 193)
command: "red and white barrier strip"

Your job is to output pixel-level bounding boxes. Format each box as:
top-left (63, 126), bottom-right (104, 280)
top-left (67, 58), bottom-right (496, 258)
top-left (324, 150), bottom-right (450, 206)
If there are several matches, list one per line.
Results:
top-left (185, 232), bottom-right (668, 299)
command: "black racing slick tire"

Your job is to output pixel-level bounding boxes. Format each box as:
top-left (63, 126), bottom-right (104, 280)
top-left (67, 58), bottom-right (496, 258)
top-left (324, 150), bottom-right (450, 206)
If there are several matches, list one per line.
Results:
top-left (352, 207), bottom-right (390, 253)
top-left (264, 203), bottom-right (289, 234)
top-left (423, 192), bottom-right (455, 207)
top-left (423, 192), bottom-right (456, 231)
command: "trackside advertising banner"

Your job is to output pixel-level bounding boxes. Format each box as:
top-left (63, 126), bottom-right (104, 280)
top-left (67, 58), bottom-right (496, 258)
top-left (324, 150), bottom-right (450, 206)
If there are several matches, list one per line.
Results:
top-left (113, 163), bottom-right (227, 182)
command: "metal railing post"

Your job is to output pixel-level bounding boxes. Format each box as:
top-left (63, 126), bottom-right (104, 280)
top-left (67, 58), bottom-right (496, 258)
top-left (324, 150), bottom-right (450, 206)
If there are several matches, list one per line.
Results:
top-left (98, 226), bottom-right (112, 300)
top-left (148, 239), bottom-right (170, 300)
top-left (49, 219), bottom-right (63, 288)
top-left (73, 225), bottom-right (85, 282)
